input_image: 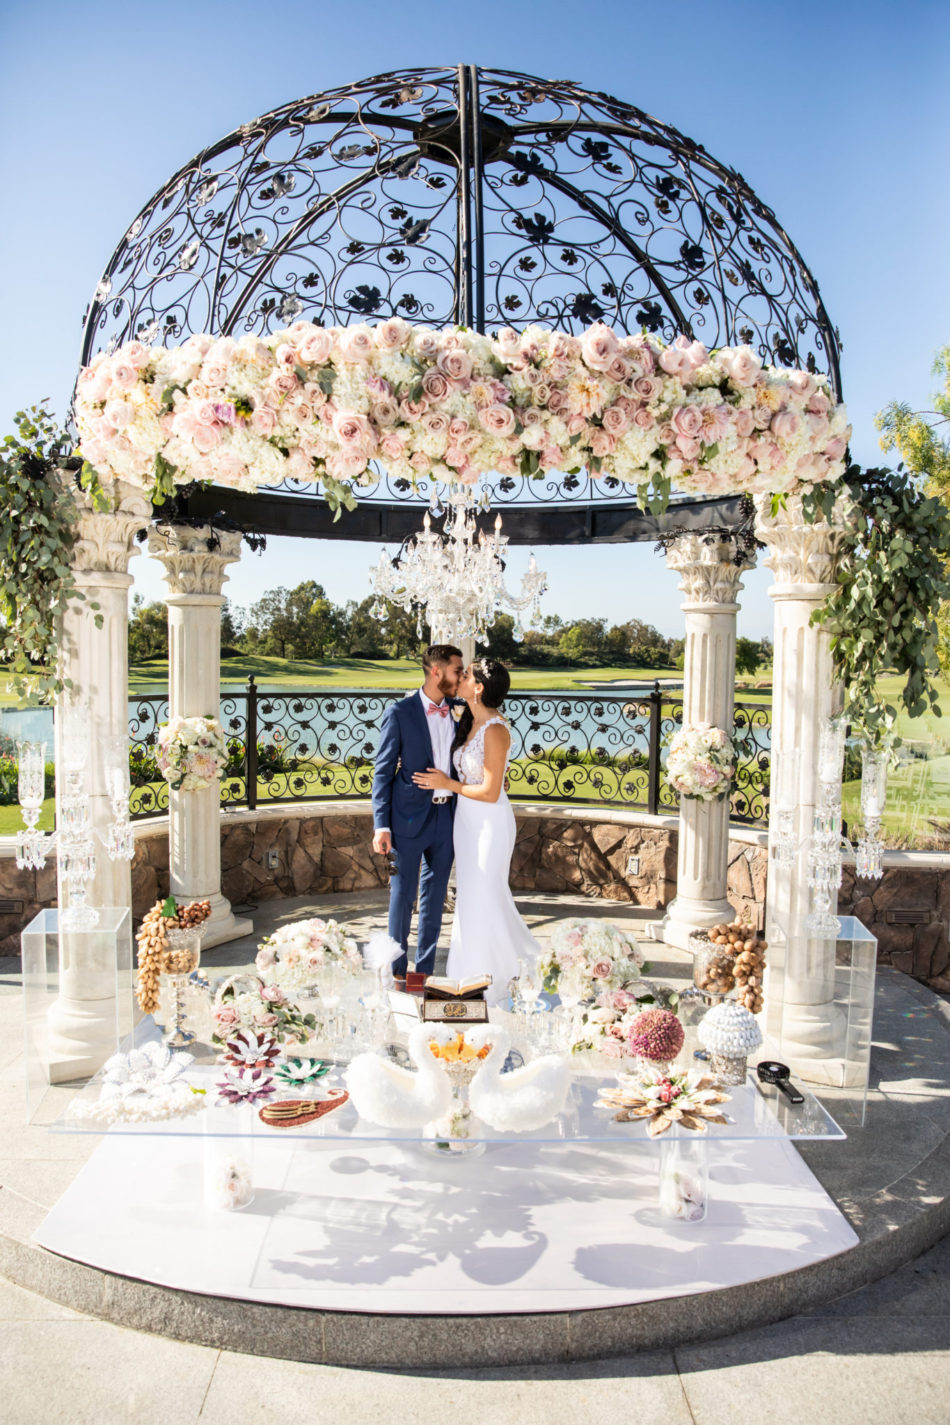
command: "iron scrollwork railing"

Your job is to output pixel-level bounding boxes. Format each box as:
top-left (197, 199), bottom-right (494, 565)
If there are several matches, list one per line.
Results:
top-left (128, 679), bottom-right (771, 826)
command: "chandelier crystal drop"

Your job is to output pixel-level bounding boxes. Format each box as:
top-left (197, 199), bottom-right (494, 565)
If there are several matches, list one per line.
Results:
top-left (369, 492), bottom-right (547, 647)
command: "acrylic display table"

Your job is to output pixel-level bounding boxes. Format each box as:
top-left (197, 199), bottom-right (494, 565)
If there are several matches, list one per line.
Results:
top-left (33, 1027), bottom-right (855, 1316)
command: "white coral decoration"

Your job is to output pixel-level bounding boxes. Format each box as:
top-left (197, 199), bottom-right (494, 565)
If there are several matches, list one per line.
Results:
top-left (666, 723), bottom-right (736, 803)
top-left (66, 1042), bottom-right (203, 1124)
top-left (697, 1000), bottom-right (763, 1057)
top-left (99, 1042), bottom-right (194, 1099)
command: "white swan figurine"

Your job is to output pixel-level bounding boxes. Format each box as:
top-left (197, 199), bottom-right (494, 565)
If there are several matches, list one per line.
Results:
top-left (345, 1022), bottom-right (455, 1129)
top-left (468, 1024), bottom-right (572, 1133)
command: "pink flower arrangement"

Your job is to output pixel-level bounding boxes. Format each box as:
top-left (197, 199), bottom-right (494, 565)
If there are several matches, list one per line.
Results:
top-left (74, 321), bottom-right (851, 515)
top-left (627, 1009), bottom-right (686, 1065)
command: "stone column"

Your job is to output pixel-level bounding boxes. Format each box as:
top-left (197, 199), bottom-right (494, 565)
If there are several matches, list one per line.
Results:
top-left (47, 477), bottom-right (151, 1081)
top-left (148, 524), bottom-right (253, 949)
top-left (662, 535), bottom-right (754, 951)
top-left (754, 492), bottom-right (853, 1068)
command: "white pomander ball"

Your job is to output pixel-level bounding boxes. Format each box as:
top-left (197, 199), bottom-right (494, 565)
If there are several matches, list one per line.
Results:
top-left (697, 1000), bottom-right (763, 1057)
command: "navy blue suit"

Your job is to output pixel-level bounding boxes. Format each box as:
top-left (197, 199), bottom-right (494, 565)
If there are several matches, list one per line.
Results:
top-left (372, 692), bottom-right (456, 977)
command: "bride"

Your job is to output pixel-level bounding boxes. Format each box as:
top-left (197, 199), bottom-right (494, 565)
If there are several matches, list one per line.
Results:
top-left (412, 657), bottom-right (540, 1004)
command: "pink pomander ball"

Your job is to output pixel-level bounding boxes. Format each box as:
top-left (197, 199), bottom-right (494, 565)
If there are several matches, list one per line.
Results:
top-left (627, 1008), bottom-right (685, 1063)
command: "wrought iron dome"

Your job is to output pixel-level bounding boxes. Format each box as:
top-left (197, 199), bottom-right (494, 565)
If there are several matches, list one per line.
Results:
top-left (79, 64), bottom-right (843, 544)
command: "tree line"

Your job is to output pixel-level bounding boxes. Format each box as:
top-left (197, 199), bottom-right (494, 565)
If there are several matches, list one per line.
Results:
top-left (129, 583), bottom-right (770, 674)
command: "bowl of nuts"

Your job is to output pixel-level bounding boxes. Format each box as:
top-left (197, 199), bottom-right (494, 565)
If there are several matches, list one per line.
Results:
top-left (690, 919), bottom-right (767, 1016)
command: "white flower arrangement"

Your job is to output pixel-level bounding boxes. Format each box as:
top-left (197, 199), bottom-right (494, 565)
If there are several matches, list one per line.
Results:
top-left (156, 715), bottom-right (228, 791)
top-left (537, 918), bottom-right (646, 1001)
top-left (211, 973), bottom-right (317, 1049)
top-left (254, 916), bottom-right (363, 993)
top-left (74, 321), bottom-right (851, 516)
top-left (571, 988), bottom-right (651, 1060)
top-left (666, 722), bottom-right (736, 802)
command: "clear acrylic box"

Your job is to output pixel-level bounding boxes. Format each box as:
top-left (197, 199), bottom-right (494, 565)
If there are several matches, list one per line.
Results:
top-left (22, 907), bottom-right (135, 1120)
top-left (764, 913), bottom-right (876, 1128)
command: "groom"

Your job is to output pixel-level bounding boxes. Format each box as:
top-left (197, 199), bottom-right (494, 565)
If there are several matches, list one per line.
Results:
top-left (372, 644), bottom-right (464, 982)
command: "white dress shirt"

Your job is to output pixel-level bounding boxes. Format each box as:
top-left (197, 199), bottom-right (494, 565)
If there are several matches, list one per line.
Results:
top-left (419, 688), bottom-right (454, 800)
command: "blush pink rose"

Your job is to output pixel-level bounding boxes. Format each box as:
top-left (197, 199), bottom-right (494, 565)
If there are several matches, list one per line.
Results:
top-left (422, 369), bottom-right (450, 401)
top-left (602, 404), bottom-right (631, 436)
top-left (633, 376), bottom-right (661, 401)
top-left (375, 317), bottom-right (410, 350)
top-left (546, 388), bottom-right (568, 414)
top-left (591, 958), bottom-right (613, 979)
top-left (437, 347), bottom-right (474, 385)
top-left (771, 410), bottom-right (800, 441)
top-left (807, 392), bottom-right (832, 416)
top-left (671, 405), bottom-right (703, 439)
top-left (633, 406), bottom-right (656, 430)
top-left (607, 354), bottom-right (632, 383)
top-left (824, 435), bottom-right (848, 461)
top-left (400, 397), bottom-right (428, 421)
top-left (479, 404), bottom-right (516, 436)
top-left (191, 423), bottom-right (222, 454)
top-left (496, 327), bottom-right (523, 362)
top-left (214, 1006), bottom-right (240, 1029)
top-left (275, 344), bottom-right (300, 369)
top-left (380, 431), bottom-right (406, 460)
top-left (788, 371), bottom-right (818, 400)
top-left (271, 372), bottom-right (298, 396)
top-left (734, 408), bottom-right (755, 438)
top-left (410, 450), bottom-right (432, 472)
top-left (337, 327), bottom-right (374, 362)
top-left (110, 363), bottom-right (138, 393)
top-left (413, 330), bottom-right (440, 359)
top-left (590, 428), bottom-right (615, 457)
top-left (719, 347), bottom-right (763, 387)
top-left (250, 404), bottom-right (280, 436)
top-left (103, 399), bottom-right (134, 429)
top-left (332, 410), bottom-right (375, 454)
top-left (675, 434), bottom-right (702, 460)
top-left (581, 321), bottom-right (619, 373)
top-left (422, 410), bottom-right (450, 437)
top-left (299, 330), bottom-right (333, 365)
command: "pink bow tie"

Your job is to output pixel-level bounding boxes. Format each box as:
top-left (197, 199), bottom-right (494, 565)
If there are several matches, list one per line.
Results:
top-left (427, 702), bottom-right (449, 718)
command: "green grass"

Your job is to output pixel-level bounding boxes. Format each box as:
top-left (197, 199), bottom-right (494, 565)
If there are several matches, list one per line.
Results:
top-left (124, 655), bottom-right (685, 696)
top-left (0, 798), bottom-right (55, 835)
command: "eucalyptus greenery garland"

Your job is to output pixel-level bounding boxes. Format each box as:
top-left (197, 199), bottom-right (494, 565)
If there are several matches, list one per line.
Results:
top-left (0, 403), bottom-right (101, 705)
top-left (803, 463), bottom-right (950, 748)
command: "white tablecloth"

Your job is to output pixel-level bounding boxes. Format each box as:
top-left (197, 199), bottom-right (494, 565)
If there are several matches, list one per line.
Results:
top-left (34, 1131), bottom-right (858, 1314)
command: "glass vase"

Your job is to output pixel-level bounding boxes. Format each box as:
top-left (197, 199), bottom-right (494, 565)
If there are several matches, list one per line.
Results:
top-left (163, 928), bottom-right (203, 1048)
top-left (423, 1060), bottom-right (485, 1157)
top-left (658, 1136), bottom-right (708, 1223)
top-left (204, 1105), bottom-right (255, 1210)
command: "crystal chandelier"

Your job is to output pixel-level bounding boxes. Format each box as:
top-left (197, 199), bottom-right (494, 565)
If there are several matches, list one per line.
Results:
top-left (369, 495), bottom-right (547, 647)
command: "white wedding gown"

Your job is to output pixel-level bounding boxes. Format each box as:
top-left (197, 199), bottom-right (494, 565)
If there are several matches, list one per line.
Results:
top-left (447, 716), bottom-right (541, 1005)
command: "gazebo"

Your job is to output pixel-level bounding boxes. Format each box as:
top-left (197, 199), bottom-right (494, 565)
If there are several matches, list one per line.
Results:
top-left (51, 65), bottom-right (852, 1081)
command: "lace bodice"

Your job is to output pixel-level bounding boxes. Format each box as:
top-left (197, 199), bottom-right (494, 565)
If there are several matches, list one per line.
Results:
top-left (453, 716), bottom-right (510, 785)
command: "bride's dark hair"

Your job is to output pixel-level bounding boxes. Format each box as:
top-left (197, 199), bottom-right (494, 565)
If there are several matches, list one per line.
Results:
top-left (452, 657), bottom-right (511, 751)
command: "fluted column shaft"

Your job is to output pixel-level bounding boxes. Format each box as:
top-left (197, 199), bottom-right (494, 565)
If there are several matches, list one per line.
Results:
top-left (754, 492), bottom-right (853, 1065)
top-left (662, 535), bottom-right (753, 951)
top-left (47, 478), bottom-right (151, 1081)
top-left (148, 525), bottom-right (252, 949)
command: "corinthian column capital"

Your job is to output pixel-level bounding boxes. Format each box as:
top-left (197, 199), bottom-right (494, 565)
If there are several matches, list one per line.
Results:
top-left (148, 523), bottom-right (243, 599)
top-left (752, 491), bottom-right (854, 591)
top-left (665, 533), bottom-right (755, 608)
top-left (55, 472), bottom-right (152, 577)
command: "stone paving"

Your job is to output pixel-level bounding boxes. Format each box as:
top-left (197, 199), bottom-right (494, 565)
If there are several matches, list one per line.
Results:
top-left (1, 891), bottom-right (949, 1422)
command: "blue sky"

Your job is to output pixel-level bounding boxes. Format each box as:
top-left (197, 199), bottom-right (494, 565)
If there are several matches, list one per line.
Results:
top-left (1, 0), bottom-right (947, 637)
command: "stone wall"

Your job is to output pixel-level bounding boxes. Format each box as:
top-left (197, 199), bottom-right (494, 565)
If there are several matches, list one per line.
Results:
top-left (839, 862), bottom-right (950, 993)
top-left (3, 805), bottom-right (946, 992)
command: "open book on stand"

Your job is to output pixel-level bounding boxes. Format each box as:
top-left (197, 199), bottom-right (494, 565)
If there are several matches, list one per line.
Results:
top-left (424, 975), bottom-right (492, 1000)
